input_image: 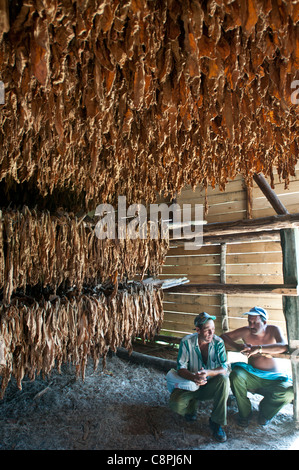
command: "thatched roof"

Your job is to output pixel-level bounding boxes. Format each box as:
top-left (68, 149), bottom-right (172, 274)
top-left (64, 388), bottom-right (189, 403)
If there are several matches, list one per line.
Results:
top-left (0, 0), bottom-right (298, 210)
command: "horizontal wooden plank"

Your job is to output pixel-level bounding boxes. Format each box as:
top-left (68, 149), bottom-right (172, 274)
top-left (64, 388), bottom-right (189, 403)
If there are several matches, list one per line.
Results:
top-left (226, 263), bottom-right (282, 275)
top-left (163, 302), bottom-right (219, 314)
top-left (162, 264), bottom-right (220, 275)
top-left (251, 204), bottom-right (299, 219)
top-left (162, 316), bottom-right (222, 330)
top-left (165, 240), bottom-right (284, 255)
top-left (162, 323), bottom-right (222, 337)
top-left (253, 194), bottom-right (299, 213)
top-left (163, 293), bottom-right (221, 306)
top-left (164, 309), bottom-right (220, 324)
top-left (165, 254), bottom-right (220, 265)
top-left (177, 176), bottom-right (244, 200)
top-left (226, 274), bottom-right (284, 284)
top-left (177, 198), bottom-right (246, 216)
top-left (204, 211), bottom-right (247, 224)
top-left (164, 300), bottom-right (221, 315)
top-left (226, 241), bottom-right (282, 254)
top-left (227, 295), bottom-right (283, 309)
top-left (161, 326), bottom-right (223, 337)
top-left (226, 252), bottom-right (282, 264)
top-left (159, 329), bottom-right (189, 338)
top-left (168, 245), bottom-right (220, 256)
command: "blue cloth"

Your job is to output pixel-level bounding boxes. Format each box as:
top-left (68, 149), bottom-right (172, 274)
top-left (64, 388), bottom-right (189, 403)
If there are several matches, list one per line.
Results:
top-left (231, 362), bottom-right (293, 384)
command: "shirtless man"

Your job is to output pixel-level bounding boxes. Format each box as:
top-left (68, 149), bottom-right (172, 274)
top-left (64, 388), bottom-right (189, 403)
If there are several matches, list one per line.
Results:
top-left (221, 306), bottom-right (294, 427)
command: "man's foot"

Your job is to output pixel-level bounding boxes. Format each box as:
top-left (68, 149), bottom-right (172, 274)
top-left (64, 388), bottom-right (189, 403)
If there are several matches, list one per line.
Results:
top-left (209, 418), bottom-right (227, 442)
top-left (236, 412), bottom-right (252, 428)
top-left (185, 413), bottom-right (197, 422)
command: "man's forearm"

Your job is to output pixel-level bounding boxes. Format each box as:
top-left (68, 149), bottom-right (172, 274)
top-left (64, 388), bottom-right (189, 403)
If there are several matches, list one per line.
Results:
top-left (178, 368), bottom-right (197, 382)
top-left (178, 367), bottom-right (227, 382)
top-left (205, 366), bottom-right (227, 378)
top-left (251, 343), bottom-right (288, 354)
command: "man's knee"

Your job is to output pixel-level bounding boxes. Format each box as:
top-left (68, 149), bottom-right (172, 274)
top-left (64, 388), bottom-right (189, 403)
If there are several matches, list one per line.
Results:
top-left (169, 388), bottom-right (197, 416)
top-left (269, 384), bottom-right (294, 404)
top-left (229, 366), bottom-right (247, 385)
top-left (284, 386), bottom-right (294, 404)
top-left (216, 373), bottom-right (229, 386)
top-left (213, 373), bottom-right (230, 395)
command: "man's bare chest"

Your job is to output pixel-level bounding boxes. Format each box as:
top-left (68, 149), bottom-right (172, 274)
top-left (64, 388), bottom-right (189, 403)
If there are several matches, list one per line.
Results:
top-left (244, 329), bottom-right (275, 346)
top-left (200, 344), bottom-right (209, 364)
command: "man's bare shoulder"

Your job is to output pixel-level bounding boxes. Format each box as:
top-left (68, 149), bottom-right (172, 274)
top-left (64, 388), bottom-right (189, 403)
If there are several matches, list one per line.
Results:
top-left (225, 326), bottom-right (251, 340)
top-left (265, 324), bottom-right (286, 340)
top-left (238, 326), bottom-right (253, 339)
top-left (265, 324), bottom-right (280, 332)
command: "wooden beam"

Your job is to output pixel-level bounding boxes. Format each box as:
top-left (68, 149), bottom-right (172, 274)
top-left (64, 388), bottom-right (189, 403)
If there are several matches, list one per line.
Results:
top-left (116, 347), bottom-right (176, 372)
top-left (201, 212), bottom-right (299, 235)
top-left (164, 283), bottom-right (299, 296)
top-left (171, 230), bottom-right (281, 245)
top-left (171, 212), bottom-right (299, 241)
top-left (253, 173), bottom-right (289, 215)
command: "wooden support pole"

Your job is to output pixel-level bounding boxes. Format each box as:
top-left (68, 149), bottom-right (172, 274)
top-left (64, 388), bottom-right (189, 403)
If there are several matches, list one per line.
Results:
top-left (245, 182), bottom-right (253, 219)
top-left (280, 228), bottom-right (299, 427)
top-left (253, 173), bottom-right (289, 215)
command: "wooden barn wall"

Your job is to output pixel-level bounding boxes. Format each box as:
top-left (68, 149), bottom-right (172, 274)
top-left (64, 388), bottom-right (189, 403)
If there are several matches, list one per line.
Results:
top-left (159, 167), bottom-right (299, 339)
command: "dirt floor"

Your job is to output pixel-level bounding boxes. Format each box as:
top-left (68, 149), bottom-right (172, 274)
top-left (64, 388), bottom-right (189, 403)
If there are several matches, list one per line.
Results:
top-left (0, 348), bottom-right (298, 452)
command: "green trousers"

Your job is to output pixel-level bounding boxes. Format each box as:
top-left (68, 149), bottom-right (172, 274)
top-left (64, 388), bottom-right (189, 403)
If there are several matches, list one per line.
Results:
top-left (230, 366), bottom-right (294, 420)
top-left (169, 374), bottom-right (230, 426)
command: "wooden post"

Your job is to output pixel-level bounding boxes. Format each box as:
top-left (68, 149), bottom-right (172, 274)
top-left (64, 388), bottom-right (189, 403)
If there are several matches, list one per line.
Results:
top-left (280, 228), bottom-right (299, 427)
top-left (253, 173), bottom-right (289, 215)
top-left (220, 243), bottom-right (229, 332)
top-left (245, 181), bottom-right (253, 219)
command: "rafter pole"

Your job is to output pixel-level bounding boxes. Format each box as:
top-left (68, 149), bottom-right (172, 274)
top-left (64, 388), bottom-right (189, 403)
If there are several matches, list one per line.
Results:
top-left (253, 173), bottom-right (289, 215)
top-left (171, 212), bottom-right (299, 241)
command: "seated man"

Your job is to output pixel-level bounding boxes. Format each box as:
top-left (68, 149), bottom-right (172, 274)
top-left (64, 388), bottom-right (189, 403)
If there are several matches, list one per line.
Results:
top-left (221, 306), bottom-right (294, 427)
top-left (167, 312), bottom-right (230, 442)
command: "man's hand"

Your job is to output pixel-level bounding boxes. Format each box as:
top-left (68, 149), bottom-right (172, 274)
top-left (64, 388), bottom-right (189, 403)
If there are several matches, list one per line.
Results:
top-left (241, 344), bottom-right (261, 357)
top-left (193, 369), bottom-right (208, 386)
